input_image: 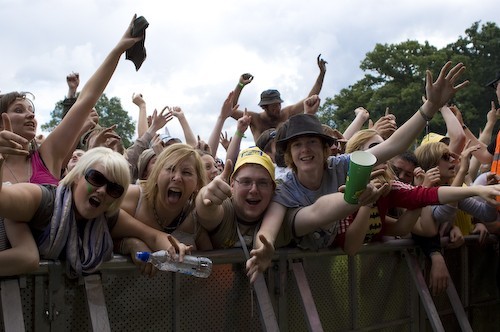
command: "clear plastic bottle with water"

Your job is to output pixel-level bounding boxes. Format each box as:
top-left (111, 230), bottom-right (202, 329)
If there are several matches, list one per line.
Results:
top-left (136, 250), bottom-right (212, 278)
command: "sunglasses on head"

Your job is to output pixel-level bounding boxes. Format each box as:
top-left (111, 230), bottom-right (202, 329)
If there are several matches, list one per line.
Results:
top-left (84, 169), bottom-right (124, 198)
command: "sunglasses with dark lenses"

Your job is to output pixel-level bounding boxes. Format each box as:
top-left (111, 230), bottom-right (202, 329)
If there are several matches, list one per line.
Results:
top-left (84, 169), bottom-right (124, 198)
top-left (441, 152), bottom-right (455, 162)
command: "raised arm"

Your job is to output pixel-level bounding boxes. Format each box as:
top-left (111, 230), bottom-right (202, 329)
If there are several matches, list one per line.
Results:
top-left (226, 110), bottom-right (251, 166)
top-left (342, 107), bottom-right (370, 140)
top-left (230, 73), bottom-right (253, 120)
top-left (171, 106), bottom-right (197, 147)
top-left (132, 92), bottom-right (148, 138)
top-left (440, 105), bottom-right (466, 154)
top-left (282, 54), bottom-right (328, 118)
top-left (40, 15), bottom-right (143, 177)
top-left (368, 62), bottom-right (469, 164)
top-left (207, 92), bottom-right (237, 157)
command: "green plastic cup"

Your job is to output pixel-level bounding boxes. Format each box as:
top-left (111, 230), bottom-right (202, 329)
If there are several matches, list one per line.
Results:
top-left (344, 151), bottom-right (377, 204)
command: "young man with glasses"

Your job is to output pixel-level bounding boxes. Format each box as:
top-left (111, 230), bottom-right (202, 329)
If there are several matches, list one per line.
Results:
top-left (195, 147), bottom-right (290, 249)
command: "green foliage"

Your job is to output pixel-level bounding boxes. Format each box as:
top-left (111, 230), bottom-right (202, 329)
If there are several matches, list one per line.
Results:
top-left (41, 93), bottom-right (136, 148)
top-left (318, 21), bottom-right (500, 139)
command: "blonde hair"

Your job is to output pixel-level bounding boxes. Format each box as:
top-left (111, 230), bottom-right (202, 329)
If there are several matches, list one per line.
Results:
top-left (142, 144), bottom-right (207, 206)
top-left (345, 129), bottom-right (394, 184)
top-left (414, 142), bottom-right (449, 172)
top-left (61, 147), bottom-right (130, 215)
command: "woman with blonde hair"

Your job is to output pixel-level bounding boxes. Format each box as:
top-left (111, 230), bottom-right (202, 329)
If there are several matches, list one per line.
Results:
top-left (120, 144), bottom-right (210, 274)
top-left (0, 15), bottom-right (143, 276)
top-left (0, 147), bottom-right (191, 278)
top-left (414, 141), bottom-right (494, 245)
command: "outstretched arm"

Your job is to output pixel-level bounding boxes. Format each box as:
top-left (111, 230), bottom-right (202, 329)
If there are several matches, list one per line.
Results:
top-left (40, 15), bottom-right (143, 178)
top-left (195, 161), bottom-right (233, 231)
top-left (342, 107), bottom-right (370, 140)
top-left (368, 62), bottom-right (469, 165)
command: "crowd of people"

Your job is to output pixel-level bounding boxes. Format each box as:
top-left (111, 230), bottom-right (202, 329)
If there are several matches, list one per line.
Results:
top-left (1, 15), bottom-right (500, 299)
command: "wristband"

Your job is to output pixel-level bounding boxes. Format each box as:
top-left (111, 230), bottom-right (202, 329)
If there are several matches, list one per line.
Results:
top-left (418, 107), bottom-right (433, 122)
top-left (238, 82), bottom-right (244, 88)
top-left (235, 130), bottom-right (246, 138)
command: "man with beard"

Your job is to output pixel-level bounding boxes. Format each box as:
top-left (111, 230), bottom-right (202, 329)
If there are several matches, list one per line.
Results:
top-left (230, 55), bottom-right (328, 142)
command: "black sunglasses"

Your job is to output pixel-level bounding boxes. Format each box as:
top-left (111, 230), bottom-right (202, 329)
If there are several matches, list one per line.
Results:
top-left (84, 169), bottom-right (124, 198)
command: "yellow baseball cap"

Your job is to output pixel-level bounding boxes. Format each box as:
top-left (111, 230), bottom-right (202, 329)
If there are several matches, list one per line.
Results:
top-left (420, 132), bottom-right (450, 146)
top-left (232, 147), bottom-right (275, 182)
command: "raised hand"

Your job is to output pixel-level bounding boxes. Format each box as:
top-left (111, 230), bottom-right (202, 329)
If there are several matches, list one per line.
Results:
top-left (304, 95), bottom-right (320, 114)
top-left (201, 160), bottom-right (233, 206)
top-left (132, 92), bottom-right (146, 107)
top-left (239, 73), bottom-right (254, 86)
top-left (236, 109), bottom-right (251, 135)
top-left (422, 166), bottom-right (441, 188)
top-left (220, 91), bottom-right (238, 119)
top-left (425, 62), bottom-right (469, 110)
top-left (150, 107), bottom-right (173, 132)
top-left (219, 131), bottom-right (231, 151)
top-left (317, 54), bottom-right (328, 73)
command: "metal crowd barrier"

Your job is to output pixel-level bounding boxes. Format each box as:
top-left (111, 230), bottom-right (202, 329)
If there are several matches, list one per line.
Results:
top-left (1, 236), bottom-right (499, 331)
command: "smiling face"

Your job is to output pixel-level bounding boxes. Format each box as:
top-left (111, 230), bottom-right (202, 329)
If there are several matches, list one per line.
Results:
top-left (157, 155), bottom-right (199, 209)
top-left (72, 163), bottom-right (120, 220)
top-left (231, 164), bottom-right (274, 223)
top-left (288, 136), bottom-right (326, 175)
top-left (2, 97), bottom-right (37, 141)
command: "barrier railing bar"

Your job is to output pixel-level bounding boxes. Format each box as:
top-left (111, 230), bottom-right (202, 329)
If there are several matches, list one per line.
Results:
top-left (291, 261), bottom-right (324, 332)
top-left (84, 274), bottom-right (111, 332)
top-left (1, 279), bottom-right (26, 332)
top-left (403, 251), bottom-right (445, 332)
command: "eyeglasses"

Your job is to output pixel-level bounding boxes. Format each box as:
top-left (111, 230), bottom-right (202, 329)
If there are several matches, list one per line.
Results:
top-left (233, 178), bottom-right (273, 190)
top-left (84, 169), bottom-right (124, 198)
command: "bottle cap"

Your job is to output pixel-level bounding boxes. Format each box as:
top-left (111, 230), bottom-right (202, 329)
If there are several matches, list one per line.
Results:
top-left (135, 251), bottom-right (150, 262)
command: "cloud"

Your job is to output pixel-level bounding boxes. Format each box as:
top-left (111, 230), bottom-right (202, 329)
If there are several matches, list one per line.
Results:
top-left (0, 0), bottom-right (498, 159)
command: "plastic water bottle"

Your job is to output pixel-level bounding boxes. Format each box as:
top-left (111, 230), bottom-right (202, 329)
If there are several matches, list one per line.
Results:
top-left (136, 250), bottom-right (212, 278)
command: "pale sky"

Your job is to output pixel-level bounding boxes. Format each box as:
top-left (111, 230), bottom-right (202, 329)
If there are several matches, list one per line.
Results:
top-left (1, 0), bottom-right (498, 159)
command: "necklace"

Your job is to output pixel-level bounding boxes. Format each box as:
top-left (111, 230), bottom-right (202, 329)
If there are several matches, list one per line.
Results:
top-left (4, 158), bottom-right (31, 184)
top-left (152, 201), bottom-right (189, 233)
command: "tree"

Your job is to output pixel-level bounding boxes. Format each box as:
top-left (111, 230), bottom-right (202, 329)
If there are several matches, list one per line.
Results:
top-left (41, 93), bottom-right (136, 148)
top-left (318, 21), bottom-right (500, 139)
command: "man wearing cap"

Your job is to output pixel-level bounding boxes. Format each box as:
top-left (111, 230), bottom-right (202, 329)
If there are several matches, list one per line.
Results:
top-left (230, 55), bottom-right (328, 142)
top-left (196, 147), bottom-right (290, 249)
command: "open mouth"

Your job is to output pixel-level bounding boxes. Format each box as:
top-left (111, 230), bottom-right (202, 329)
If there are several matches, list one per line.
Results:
top-left (300, 156), bottom-right (314, 161)
top-left (246, 199), bottom-right (261, 206)
top-left (167, 189), bottom-right (182, 204)
top-left (89, 197), bottom-right (101, 208)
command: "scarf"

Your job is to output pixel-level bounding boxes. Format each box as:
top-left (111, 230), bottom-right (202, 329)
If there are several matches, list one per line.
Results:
top-left (38, 185), bottom-right (113, 278)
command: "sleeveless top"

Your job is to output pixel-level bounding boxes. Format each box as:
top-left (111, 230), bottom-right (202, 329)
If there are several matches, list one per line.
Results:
top-left (30, 150), bottom-right (59, 185)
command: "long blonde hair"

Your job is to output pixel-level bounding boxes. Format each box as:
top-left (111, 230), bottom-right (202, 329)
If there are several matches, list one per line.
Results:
top-left (142, 144), bottom-right (207, 207)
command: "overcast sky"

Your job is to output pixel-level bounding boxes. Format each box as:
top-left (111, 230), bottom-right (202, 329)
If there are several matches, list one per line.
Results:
top-left (0, 0), bottom-right (498, 158)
